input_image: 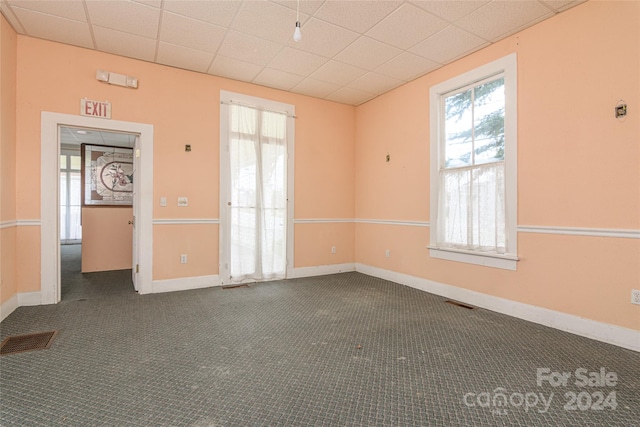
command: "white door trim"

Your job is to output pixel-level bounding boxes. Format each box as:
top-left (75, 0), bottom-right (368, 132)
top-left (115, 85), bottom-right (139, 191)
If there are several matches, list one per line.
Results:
top-left (219, 90), bottom-right (295, 284)
top-left (41, 112), bottom-right (154, 303)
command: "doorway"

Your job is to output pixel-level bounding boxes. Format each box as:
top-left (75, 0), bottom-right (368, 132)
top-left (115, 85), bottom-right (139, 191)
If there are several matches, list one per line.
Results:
top-left (58, 126), bottom-right (137, 300)
top-left (41, 112), bottom-right (154, 304)
top-left (219, 91), bottom-right (295, 285)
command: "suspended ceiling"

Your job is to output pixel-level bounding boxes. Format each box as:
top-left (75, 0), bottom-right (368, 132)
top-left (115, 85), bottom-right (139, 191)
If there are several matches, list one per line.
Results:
top-left (0, 0), bottom-right (585, 106)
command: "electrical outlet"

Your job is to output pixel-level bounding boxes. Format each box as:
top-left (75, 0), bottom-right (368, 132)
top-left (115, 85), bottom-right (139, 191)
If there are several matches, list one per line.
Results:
top-left (180, 254), bottom-right (187, 264)
top-left (385, 249), bottom-right (391, 258)
top-left (331, 246), bottom-right (337, 254)
top-left (632, 289), bottom-right (640, 305)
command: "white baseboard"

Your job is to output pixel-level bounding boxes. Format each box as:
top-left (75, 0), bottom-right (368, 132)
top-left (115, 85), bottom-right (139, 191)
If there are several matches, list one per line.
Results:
top-left (18, 291), bottom-right (42, 306)
top-left (1, 291), bottom-right (43, 322)
top-left (292, 263), bottom-right (356, 278)
top-left (1, 294), bottom-right (18, 322)
top-left (355, 263), bottom-right (640, 353)
top-left (151, 275), bottom-right (221, 294)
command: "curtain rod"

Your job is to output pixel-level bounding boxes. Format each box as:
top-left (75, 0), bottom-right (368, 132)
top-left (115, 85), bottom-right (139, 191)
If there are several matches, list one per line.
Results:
top-left (220, 100), bottom-right (297, 119)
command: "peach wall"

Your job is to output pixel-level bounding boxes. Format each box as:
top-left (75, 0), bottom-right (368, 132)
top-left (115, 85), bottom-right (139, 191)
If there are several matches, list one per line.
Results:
top-left (14, 34), bottom-right (355, 288)
top-left (355, 1), bottom-right (640, 331)
top-left (0, 14), bottom-right (17, 304)
top-left (294, 223), bottom-right (355, 268)
top-left (153, 224), bottom-right (218, 280)
top-left (81, 207), bottom-right (132, 272)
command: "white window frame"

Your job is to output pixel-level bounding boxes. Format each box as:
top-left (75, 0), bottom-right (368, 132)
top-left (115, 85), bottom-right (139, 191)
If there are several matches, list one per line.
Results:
top-left (428, 53), bottom-right (518, 271)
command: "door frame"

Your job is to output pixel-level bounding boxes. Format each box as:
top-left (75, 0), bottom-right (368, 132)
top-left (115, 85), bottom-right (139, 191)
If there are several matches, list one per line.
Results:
top-left (219, 91), bottom-right (295, 284)
top-left (41, 112), bottom-right (154, 303)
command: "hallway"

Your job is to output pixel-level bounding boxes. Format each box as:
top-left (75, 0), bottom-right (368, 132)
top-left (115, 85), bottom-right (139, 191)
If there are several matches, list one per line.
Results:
top-left (61, 244), bottom-right (134, 301)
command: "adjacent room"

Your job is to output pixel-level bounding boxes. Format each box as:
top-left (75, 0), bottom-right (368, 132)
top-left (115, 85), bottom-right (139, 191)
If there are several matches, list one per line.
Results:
top-left (1, 0), bottom-right (638, 425)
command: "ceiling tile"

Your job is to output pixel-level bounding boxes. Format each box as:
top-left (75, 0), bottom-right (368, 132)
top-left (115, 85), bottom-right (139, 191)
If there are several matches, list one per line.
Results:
top-left (208, 55), bottom-right (263, 82)
top-left (11, 6), bottom-right (93, 48)
top-left (309, 60), bottom-right (367, 86)
top-left (287, 18), bottom-right (359, 58)
top-left (367, 3), bottom-right (448, 50)
top-left (231, 1), bottom-right (306, 44)
top-left (6, 0), bottom-right (86, 22)
top-left (314, 1), bottom-right (400, 33)
top-left (542, 0), bottom-right (586, 12)
top-left (410, 25), bottom-right (488, 64)
top-left (0, 2), bottom-right (26, 33)
top-left (156, 41), bottom-right (213, 73)
top-left (348, 72), bottom-right (404, 94)
top-left (217, 31), bottom-right (282, 66)
top-left (291, 78), bottom-right (341, 98)
top-left (375, 52), bottom-right (440, 81)
top-left (86, 0), bottom-right (160, 39)
top-left (163, 0), bottom-right (240, 27)
top-left (325, 87), bottom-right (373, 105)
top-left (253, 68), bottom-right (305, 91)
top-left (410, 0), bottom-right (489, 22)
top-left (159, 11), bottom-right (225, 54)
top-left (268, 47), bottom-right (328, 76)
top-left (455, 1), bottom-right (554, 41)
top-left (93, 26), bottom-right (156, 62)
top-left (271, 0), bottom-right (324, 16)
top-left (335, 36), bottom-right (401, 70)
top-left (131, 0), bottom-right (161, 7)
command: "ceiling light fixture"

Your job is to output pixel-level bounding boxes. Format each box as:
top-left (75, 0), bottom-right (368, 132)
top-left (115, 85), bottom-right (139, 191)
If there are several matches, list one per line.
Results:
top-left (293, 0), bottom-right (302, 42)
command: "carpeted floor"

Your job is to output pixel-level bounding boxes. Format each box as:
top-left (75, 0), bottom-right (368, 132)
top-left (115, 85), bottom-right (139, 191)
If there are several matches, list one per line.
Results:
top-left (1, 244), bottom-right (638, 426)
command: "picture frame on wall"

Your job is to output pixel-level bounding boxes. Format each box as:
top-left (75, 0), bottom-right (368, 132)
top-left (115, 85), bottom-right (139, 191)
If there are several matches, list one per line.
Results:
top-left (81, 143), bottom-right (134, 206)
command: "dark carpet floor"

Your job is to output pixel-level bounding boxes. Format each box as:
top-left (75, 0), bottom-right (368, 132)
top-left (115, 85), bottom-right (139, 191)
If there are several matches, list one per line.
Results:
top-left (1, 245), bottom-right (638, 426)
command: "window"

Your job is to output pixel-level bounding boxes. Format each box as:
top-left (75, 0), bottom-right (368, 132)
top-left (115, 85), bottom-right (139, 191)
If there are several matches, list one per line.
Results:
top-left (429, 54), bottom-right (518, 270)
top-left (60, 150), bottom-right (82, 243)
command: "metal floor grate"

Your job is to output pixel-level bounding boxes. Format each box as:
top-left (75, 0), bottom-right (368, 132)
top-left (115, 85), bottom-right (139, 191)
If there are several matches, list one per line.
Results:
top-left (1, 331), bottom-right (58, 356)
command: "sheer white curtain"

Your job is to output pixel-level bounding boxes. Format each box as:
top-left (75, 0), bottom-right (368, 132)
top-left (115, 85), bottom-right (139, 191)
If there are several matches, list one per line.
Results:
top-left (437, 162), bottom-right (505, 253)
top-left (60, 153), bottom-right (82, 243)
top-left (228, 105), bottom-right (287, 282)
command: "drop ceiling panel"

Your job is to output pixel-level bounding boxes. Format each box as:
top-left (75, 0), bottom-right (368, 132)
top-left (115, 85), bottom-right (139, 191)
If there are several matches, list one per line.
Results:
top-left (253, 68), bottom-right (305, 91)
top-left (455, 0), bottom-right (554, 41)
top-left (11, 7), bottom-right (93, 49)
top-left (348, 72), bottom-right (404, 94)
top-left (268, 47), bottom-right (328, 77)
top-left (156, 41), bottom-right (214, 73)
top-left (162, 0), bottom-right (240, 27)
top-left (366, 3), bottom-right (448, 50)
top-left (325, 87), bottom-right (374, 105)
top-left (410, 0), bottom-right (489, 22)
top-left (208, 55), bottom-right (263, 83)
top-left (335, 36), bottom-right (402, 70)
top-left (272, 0), bottom-right (324, 16)
top-left (6, 0), bottom-right (87, 22)
top-left (289, 18), bottom-right (359, 58)
top-left (314, 1), bottom-right (400, 34)
top-left (159, 11), bottom-right (226, 54)
top-left (231, 1), bottom-right (306, 44)
top-left (310, 60), bottom-right (368, 86)
top-left (292, 78), bottom-right (341, 99)
top-left (86, 0), bottom-right (160, 39)
top-left (0, 0), bottom-right (586, 106)
top-left (410, 25), bottom-right (488, 64)
top-left (375, 52), bottom-right (440, 81)
top-left (93, 26), bottom-right (156, 62)
top-left (217, 31), bottom-right (282, 66)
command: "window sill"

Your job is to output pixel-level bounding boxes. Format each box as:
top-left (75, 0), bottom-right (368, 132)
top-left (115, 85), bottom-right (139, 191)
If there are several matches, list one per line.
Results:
top-left (427, 246), bottom-right (519, 271)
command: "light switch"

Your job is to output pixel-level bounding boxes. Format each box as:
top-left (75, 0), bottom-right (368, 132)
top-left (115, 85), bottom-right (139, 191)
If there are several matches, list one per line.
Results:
top-left (178, 197), bottom-right (188, 207)
top-left (160, 197), bottom-right (167, 207)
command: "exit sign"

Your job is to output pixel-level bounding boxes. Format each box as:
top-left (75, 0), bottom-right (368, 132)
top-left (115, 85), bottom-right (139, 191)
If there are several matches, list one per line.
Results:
top-left (80, 98), bottom-right (111, 119)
